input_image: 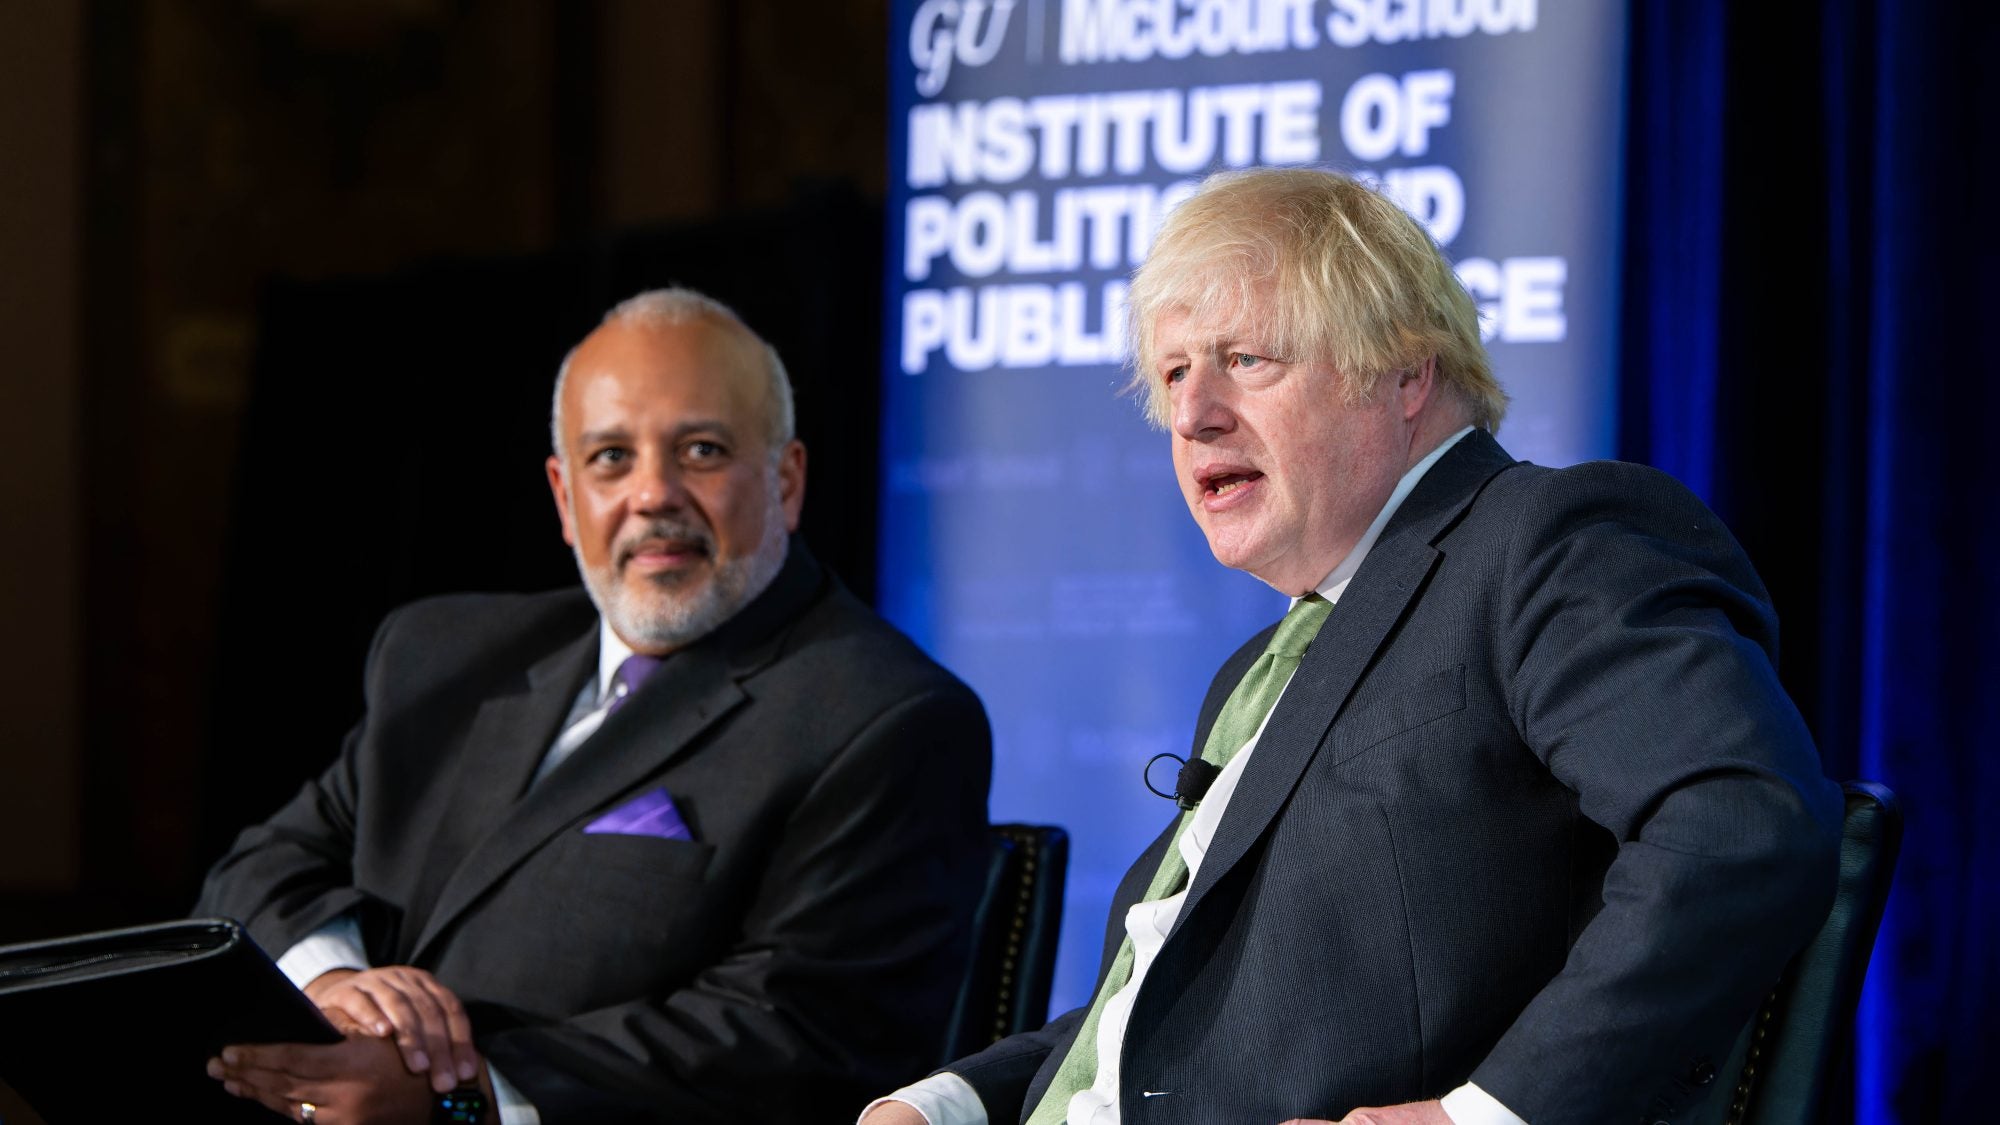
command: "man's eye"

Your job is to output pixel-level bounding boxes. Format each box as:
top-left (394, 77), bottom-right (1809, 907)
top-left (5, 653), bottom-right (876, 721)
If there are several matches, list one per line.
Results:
top-left (1232, 353), bottom-right (1265, 370)
top-left (683, 440), bottom-right (727, 463)
top-left (1164, 365), bottom-right (1187, 385)
top-left (587, 447), bottom-right (630, 466)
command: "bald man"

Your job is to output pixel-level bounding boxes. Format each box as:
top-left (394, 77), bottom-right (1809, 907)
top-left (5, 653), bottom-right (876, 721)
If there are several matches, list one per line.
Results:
top-left (201, 289), bottom-right (992, 1124)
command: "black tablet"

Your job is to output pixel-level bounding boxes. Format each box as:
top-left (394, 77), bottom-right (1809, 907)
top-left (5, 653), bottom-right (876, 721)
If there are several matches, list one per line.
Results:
top-left (0, 917), bottom-right (340, 1121)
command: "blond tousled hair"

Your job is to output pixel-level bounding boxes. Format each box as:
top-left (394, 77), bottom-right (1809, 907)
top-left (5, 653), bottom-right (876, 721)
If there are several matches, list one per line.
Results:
top-left (1126, 167), bottom-right (1506, 431)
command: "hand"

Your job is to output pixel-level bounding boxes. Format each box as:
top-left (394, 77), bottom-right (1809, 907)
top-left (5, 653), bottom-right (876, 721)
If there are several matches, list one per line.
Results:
top-left (305, 965), bottom-right (481, 1092)
top-left (858, 1102), bottom-right (930, 1125)
top-left (208, 1010), bottom-right (442, 1125)
top-left (1283, 1099), bottom-right (1453, 1125)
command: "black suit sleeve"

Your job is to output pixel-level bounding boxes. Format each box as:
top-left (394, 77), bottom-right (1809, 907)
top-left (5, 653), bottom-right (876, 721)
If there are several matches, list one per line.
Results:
top-left (1471, 463), bottom-right (1842, 1123)
top-left (944, 1004), bottom-right (1086, 1123)
top-left (477, 685), bottom-right (992, 1123)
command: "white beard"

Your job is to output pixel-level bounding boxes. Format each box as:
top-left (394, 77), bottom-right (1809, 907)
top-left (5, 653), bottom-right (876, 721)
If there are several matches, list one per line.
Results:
top-left (574, 466), bottom-right (790, 652)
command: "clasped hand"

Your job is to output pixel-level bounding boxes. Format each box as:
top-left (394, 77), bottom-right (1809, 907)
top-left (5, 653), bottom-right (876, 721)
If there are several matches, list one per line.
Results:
top-left (208, 966), bottom-right (484, 1123)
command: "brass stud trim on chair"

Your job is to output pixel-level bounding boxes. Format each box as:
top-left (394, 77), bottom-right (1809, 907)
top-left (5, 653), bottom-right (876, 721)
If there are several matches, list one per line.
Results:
top-left (1723, 990), bottom-right (1779, 1125)
top-left (989, 833), bottom-right (1041, 1041)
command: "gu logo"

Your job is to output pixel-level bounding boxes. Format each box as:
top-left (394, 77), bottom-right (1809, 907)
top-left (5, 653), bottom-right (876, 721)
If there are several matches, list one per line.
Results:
top-left (909, 0), bottom-right (1017, 97)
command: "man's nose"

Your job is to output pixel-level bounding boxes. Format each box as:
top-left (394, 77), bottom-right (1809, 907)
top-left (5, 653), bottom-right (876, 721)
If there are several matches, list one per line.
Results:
top-left (1171, 363), bottom-right (1234, 441)
top-left (629, 455), bottom-right (689, 514)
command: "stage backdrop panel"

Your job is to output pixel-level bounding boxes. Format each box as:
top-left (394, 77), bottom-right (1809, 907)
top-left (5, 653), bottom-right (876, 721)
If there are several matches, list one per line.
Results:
top-left (881, 0), bottom-right (1627, 1013)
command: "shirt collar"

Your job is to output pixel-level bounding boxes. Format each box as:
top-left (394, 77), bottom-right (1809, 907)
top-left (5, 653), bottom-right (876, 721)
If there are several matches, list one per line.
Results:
top-left (1300, 426), bottom-right (1474, 607)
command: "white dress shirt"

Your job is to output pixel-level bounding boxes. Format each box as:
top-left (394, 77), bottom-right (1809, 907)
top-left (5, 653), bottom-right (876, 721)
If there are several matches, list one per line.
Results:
top-left (866, 428), bottom-right (1526, 1125)
top-left (275, 619), bottom-right (644, 1125)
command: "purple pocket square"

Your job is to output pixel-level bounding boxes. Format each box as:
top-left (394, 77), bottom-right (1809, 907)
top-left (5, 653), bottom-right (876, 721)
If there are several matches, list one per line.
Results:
top-left (583, 788), bottom-right (693, 841)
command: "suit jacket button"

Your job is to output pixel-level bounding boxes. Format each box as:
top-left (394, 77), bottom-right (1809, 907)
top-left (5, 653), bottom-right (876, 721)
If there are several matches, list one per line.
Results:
top-left (1689, 1059), bottom-right (1716, 1086)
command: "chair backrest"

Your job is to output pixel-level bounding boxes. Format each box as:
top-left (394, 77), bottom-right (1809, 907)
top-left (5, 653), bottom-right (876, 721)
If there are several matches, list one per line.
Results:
top-left (1689, 780), bottom-right (1902, 1125)
top-left (941, 822), bottom-right (1069, 1062)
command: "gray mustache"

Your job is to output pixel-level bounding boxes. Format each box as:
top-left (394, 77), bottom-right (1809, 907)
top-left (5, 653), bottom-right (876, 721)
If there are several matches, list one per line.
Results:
top-left (615, 519), bottom-right (714, 564)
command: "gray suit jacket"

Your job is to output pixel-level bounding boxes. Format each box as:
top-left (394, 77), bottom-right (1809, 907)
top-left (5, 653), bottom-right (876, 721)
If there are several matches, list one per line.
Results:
top-left (953, 431), bottom-right (1841, 1125)
top-left (197, 545), bottom-right (993, 1123)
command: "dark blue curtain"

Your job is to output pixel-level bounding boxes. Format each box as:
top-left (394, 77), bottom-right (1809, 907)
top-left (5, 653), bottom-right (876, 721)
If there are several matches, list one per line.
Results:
top-left (1622, 1), bottom-right (1997, 1120)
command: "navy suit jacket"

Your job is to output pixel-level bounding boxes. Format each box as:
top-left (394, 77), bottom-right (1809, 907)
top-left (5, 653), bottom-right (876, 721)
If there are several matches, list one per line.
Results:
top-left (198, 546), bottom-right (993, 1123)
top-left (952, 431), bottom-right (1841, 1125)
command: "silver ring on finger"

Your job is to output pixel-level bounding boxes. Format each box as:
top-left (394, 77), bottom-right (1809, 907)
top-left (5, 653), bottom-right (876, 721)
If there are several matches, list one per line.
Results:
top-left (299, 1102), bottom-right (318, 1123)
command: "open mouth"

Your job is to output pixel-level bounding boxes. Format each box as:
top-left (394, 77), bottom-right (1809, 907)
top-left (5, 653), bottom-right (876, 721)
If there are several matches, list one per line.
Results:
top-left (1201, 468), bottom-right (1263, 498)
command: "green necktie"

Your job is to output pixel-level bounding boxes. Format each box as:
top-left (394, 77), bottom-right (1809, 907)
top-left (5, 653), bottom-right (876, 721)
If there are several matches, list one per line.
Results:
top-left (1024, 594), bottom-right (1334, 1125)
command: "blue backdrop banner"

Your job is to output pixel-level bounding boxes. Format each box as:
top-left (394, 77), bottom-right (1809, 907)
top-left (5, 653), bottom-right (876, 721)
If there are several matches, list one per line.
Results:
top-left (881, 0), bottom-right (1628, 1013)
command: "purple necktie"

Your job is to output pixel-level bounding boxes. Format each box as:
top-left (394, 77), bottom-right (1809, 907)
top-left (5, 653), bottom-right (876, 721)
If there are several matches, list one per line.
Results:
top-left (606, 654), bottom-right (662, 715)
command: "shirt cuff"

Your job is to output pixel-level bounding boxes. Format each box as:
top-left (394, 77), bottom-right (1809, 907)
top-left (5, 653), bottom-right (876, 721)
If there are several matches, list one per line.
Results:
top-left (1440, 1082), bottom-right (1530, 1125)
top-left (274, 914), bottom-right (370, 989)
top-left (857, 1072), bottom-right (987, 1125)
top-left (491, 1064), bottom-right (540, 1125)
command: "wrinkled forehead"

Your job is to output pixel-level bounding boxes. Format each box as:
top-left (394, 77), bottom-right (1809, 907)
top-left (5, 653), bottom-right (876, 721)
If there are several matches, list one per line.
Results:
top-left (1140, 274), bottom-right (1283, 366)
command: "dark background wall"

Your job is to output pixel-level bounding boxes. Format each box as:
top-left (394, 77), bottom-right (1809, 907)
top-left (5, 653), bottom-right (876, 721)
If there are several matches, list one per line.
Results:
top-left (0, 0), bottom-right (895, 934)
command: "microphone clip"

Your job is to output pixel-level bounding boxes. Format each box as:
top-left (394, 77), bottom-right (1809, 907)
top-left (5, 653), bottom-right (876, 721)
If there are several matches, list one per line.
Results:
top-left (1144, 752), bottom-right (1222, 811)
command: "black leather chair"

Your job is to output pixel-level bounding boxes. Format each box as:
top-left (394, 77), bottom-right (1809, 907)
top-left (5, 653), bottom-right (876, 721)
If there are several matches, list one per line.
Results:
top-left (1688, 780), bottom-right (1902, 1125)
top-left (942, 822), bottom-right (1069, 1062)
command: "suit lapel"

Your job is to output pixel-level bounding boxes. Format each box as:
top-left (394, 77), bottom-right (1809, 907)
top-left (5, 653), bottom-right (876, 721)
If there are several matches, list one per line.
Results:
top-left (1177, 431), bottom-right (1517, 924)
top-left (408, 544), bottom-right (827, 962)
top-left (402, 626), bottom-right (595, 942)
top-left (480, 631), bottom-right (599, 807)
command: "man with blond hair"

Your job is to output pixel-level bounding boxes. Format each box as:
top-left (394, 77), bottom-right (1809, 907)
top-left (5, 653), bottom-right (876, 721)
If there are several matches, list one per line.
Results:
top-left (864, 169), bottom-right (1839, 1125)
top-left (202, 289), bottom-right (992, 1123)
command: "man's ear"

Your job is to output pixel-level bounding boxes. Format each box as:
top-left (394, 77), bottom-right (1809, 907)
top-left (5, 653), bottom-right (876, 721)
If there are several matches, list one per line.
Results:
top-left (1397, 355), bottom-right (1439, 420)
top-left (546, 455), bottom-right (577, 547)
top-left (777, 440), bottom-right (807, 533)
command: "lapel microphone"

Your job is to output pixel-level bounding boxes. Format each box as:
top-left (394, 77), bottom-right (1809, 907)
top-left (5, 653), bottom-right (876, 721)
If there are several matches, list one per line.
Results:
top-left (1144, 753), bottom-right (1222, 811)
